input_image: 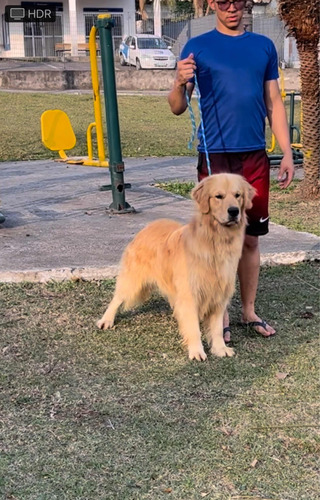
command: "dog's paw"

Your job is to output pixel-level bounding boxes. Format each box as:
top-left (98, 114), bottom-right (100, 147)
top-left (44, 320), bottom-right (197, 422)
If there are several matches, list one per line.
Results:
top-left (211, 344), bottom-right (235, 358)
top-left (188, 344), bottom-right (207, 361)
top-left (96, 318), bottom-right (114, 330)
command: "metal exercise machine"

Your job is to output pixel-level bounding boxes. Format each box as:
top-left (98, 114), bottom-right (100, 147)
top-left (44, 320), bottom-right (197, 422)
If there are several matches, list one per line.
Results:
top-left (41, 14), bottom-right (133, 213)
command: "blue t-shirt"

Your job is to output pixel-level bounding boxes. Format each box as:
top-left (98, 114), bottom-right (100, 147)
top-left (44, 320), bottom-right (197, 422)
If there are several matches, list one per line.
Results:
top-left (181, 29), bottom-right (279, 153)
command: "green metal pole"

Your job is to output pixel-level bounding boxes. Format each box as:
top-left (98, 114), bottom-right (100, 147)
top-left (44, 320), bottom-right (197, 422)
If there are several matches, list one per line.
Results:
top-left (95, 14), bottom-right (134, 213)
top-left (289, 92), bottom-right (295, 144)
top-left (289, 91), bottom-right (301, 145)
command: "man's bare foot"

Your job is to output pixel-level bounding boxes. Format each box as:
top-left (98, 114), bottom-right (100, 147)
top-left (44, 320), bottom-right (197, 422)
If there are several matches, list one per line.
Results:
top-left (241, 314), bottom-right (276, 337)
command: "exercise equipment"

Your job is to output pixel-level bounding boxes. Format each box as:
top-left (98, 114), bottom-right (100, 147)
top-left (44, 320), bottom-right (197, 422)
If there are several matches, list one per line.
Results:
top-left (41, 14), bottom-right (133, 213)
top-left (268, 68), bottom-right (303, 166)
top-left (41, 21), bottom-right (108, 167)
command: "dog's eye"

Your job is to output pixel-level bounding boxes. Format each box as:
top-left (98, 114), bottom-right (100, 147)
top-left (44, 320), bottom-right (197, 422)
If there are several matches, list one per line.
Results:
top-left (235, 193), bottom-right (241, 199)
top-left (215, 194), bottom-right (224, 199)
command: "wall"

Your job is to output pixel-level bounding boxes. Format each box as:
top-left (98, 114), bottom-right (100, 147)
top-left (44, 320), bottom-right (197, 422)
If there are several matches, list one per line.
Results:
top-left (0, 0), bottom-right (135, 58)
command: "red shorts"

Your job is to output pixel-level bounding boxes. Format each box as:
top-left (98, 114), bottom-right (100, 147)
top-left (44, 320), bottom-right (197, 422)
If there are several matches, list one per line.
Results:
top-left (197, 150), bottom-right (270, 236)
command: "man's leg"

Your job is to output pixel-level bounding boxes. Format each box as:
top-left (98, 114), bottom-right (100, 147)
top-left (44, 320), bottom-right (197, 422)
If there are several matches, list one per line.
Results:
top-left (198, 150), bottom-right (241, 342)
top-left (238, 234), bottom-right (275, 336)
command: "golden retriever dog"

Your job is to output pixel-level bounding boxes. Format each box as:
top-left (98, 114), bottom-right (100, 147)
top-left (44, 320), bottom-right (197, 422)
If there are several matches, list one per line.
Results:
top-left (97, 173), bottom-right (255, 361)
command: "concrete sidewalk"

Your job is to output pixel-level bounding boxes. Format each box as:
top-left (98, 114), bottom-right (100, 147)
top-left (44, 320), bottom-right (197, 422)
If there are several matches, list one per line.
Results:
top-left (0, 156), bottom-right (319, 283)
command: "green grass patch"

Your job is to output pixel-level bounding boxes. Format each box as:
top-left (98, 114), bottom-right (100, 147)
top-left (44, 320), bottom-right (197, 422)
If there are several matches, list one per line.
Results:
top-left (0, 92), bottom-right (299, 162)
top-left (157, 179), bottom-right (320, 236)
top-left (0, 263), bottom-right (319, 499)
top-left (0, 93), bottom-right (192, 161)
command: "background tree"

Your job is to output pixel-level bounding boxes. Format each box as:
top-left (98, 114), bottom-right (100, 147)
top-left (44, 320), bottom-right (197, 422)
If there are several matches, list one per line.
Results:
top-left (193, 0), bottom-right (205, 17)
top-left (278, 0), bottom-right (320, 197)
top-left (137, 1), bottom-right (210, 19)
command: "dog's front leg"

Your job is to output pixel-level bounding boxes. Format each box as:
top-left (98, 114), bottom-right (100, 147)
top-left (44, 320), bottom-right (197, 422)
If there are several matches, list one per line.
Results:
top-left (173, 297), bottom-right (207, 361)
top-left (207, 308), bottom-right (235, 358)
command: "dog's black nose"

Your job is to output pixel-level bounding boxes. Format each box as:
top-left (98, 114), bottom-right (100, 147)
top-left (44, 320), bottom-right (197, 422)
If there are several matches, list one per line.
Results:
top-left (228, 206), bottom-right (239, 218)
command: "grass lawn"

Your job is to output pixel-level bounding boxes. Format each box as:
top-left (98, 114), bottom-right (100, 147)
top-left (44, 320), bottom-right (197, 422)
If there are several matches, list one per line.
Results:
top-left (1, 263), bottom-right (319, 499)
top-left (156, 179), bottom-right (320, 237)
top-left (0, 92), bottom-right (299, 161)
top-left (0, 92), bottom-right (192, 161)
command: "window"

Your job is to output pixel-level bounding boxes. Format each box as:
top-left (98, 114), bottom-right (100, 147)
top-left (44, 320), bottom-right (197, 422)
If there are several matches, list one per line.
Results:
top-left (2, 14), bottom-right (10, 50)
top-left (137, 38), bottom-right (168, 50)
top-left (23, 14), bottom-right (62, 57)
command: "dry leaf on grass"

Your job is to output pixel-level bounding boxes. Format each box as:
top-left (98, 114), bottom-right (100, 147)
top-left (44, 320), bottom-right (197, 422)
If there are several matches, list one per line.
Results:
top-left (220, 426), bottom-right (233, 436)
top-left (276, 372), bottom-right (289, 380)
top-left (250, 458), bottom-right (258, 468)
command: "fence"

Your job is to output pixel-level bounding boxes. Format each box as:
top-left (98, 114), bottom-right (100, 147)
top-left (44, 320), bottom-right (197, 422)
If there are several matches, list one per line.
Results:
top-left (161, 11), bottom-right (297, 66)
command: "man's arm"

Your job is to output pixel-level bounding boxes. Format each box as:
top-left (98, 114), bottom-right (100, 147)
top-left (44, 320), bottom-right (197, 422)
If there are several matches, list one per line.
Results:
top-left (264, 79), bottom-right (295, 188)
top-left (168, 53), bottom-right (196, 115)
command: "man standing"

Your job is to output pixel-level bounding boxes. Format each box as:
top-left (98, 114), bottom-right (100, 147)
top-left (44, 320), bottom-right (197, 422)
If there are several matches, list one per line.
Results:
top-left (168, 0), bottom-right (294, 342)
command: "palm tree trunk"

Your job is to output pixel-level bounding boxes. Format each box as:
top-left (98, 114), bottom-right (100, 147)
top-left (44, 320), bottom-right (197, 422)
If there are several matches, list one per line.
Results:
top-left (298, 44), bottom-right (320, 197)
top-left (139, 0), bottom-right (148, 20)
top-left (193, 0), bottom-right (204, 18)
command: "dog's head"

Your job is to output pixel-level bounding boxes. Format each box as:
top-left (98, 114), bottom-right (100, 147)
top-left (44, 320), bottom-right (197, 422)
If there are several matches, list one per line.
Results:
top-left (191, 173), bottom-right (256, 227)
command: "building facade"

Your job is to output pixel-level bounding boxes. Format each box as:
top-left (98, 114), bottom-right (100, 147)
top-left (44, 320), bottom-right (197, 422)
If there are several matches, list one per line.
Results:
top-left (0, 0), bottom-right (136, 58)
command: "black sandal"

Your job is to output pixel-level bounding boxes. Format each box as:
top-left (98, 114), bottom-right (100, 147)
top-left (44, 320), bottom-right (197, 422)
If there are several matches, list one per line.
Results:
top-left (223, 326), bottom-right (231, 344)
top-left (241, 320), bottom-right (276, 337)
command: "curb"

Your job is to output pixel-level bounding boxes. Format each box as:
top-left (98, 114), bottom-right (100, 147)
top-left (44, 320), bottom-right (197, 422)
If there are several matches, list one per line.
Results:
top-left (0, 251), bottom-right (319, 284)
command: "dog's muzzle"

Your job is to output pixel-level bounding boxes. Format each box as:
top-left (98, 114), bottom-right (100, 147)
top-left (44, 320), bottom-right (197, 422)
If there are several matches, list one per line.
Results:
top-left (226, 206), bottom-right (240, 226)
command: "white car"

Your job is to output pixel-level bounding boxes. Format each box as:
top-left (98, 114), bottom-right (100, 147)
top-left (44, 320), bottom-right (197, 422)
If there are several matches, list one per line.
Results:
top-left (119, 34), bottom-right (177, 70)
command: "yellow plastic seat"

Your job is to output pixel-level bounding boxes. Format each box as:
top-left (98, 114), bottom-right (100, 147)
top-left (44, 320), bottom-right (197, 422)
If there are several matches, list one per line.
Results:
top-left (41, 109), bottom-right (76, 160)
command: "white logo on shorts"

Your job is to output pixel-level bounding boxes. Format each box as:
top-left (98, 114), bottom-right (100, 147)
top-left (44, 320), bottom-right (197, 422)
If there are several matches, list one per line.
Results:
top-left (259, 216), bottom-right (269, 223)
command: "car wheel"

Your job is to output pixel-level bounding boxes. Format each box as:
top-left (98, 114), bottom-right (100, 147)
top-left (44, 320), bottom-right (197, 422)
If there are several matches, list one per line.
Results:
top-left (119, 54), bottom-right (126, 66)
top-left (136, 58), bottom-right (142, 70)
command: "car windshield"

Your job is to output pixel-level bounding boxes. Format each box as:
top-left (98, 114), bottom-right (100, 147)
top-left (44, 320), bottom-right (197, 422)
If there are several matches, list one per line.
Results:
top-left (137, 38), bottom-right (168, 50)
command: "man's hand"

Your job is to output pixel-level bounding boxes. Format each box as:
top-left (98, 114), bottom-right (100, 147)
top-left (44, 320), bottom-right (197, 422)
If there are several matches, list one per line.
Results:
top-left (174, 53), bottom-right (196, 87)
top-left (168, 53), bottom-right (196, 114)
top-left (278, 151), bottom-right (295, 189)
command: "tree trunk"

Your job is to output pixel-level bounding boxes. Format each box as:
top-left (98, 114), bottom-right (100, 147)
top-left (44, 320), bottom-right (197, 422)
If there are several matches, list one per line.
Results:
top-left (193, 0), bottom-right (204, 18)
top-left (139, 0), bottom-right (148, 20)
top-left (298, 44), bottom-right (320, 197)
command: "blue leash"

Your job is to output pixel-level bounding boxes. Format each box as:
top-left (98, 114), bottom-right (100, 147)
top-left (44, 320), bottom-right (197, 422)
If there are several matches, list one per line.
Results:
top-left (185, 73), bottom-right (211, 176)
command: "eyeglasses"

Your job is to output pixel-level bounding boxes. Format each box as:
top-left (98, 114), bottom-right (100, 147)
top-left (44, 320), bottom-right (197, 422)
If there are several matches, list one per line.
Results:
top-left (216, 1), bottom-right (245, 11)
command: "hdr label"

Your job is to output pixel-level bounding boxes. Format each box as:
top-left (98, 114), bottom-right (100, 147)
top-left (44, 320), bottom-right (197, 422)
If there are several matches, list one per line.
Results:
top-left (5, 4), bottom-right (56, 22)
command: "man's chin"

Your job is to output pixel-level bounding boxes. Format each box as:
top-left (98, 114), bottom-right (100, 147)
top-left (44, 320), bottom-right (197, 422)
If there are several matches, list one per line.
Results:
top-left (226, 22), bottom-right (241, 29)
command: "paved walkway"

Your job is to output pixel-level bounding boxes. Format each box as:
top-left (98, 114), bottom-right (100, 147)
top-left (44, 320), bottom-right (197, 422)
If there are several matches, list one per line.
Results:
top-left (0, 157), bottom-right (319, 283)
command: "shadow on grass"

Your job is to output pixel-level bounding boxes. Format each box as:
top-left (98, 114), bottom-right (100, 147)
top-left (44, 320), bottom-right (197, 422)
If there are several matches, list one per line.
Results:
top-left (0, 262), bottom-right (319, 499)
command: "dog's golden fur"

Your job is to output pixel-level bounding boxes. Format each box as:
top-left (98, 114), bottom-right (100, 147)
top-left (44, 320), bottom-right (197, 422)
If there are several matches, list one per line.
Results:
top-left (97, 173), bottom-right (255, 360)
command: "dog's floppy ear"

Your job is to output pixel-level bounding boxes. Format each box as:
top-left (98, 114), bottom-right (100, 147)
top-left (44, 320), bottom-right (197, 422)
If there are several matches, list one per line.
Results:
top-left (243, 180), bottom-right (256, 210)
top-left (191, 180), bottom-right (210, 214)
